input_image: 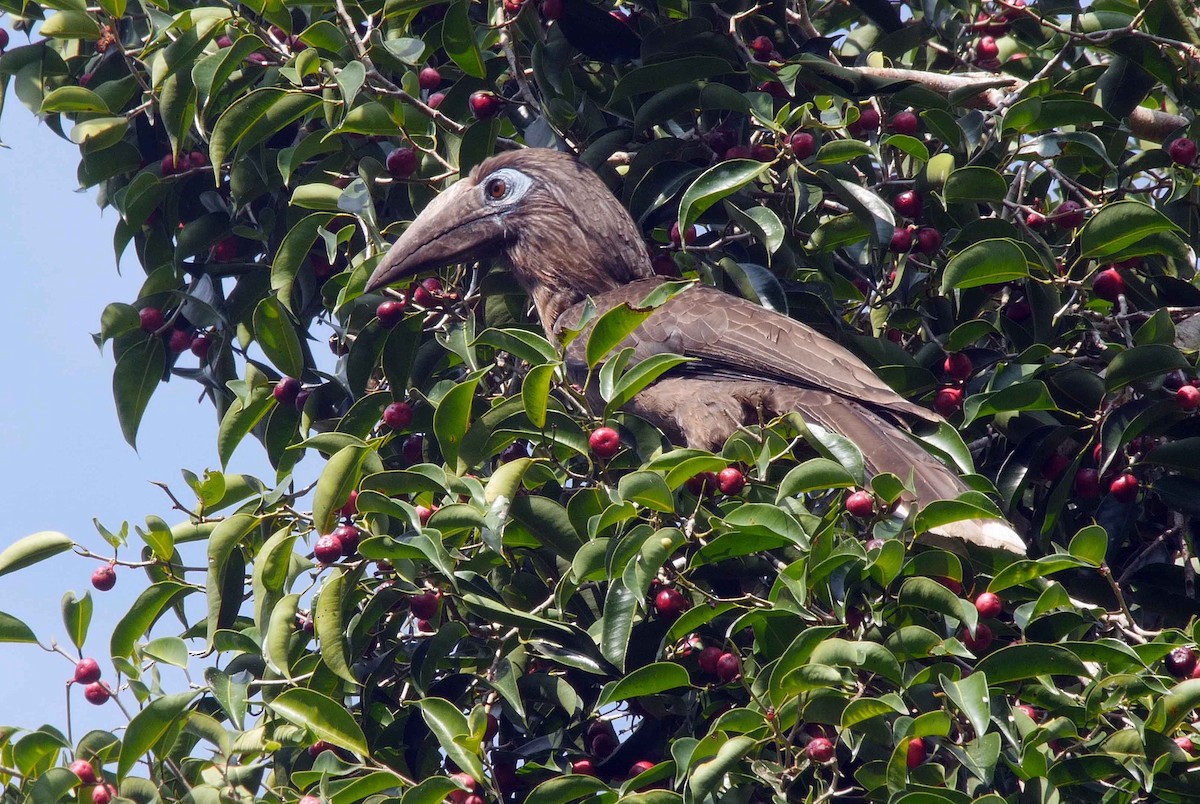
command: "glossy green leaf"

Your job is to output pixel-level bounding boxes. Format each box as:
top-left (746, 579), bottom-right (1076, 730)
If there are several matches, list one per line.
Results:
top-left (252, 296), bottom-right (305, 379)
top-left (113, 337), bottom-right (166, 449)
top-left (974, 644), bottom-right (1088, 683)
top-left (1067, 524), bottom-right (1107, 566)
top-left (1105, 344), bottom-right (1189, 391)
top-left (39, 10), bottom-right (101, 37)
top-left (433, 371), bottom-right (486, 471)
top-left (117, 691), bottom-right (198, 779)
top-left (585, 303), bottom-right (653, 369)
top-left (1079, 201), bottom-right (1182, 261)
top-left (0, 611), bottom-right (37, 644)
top-left (61, 591), bottom-right (91, 650)
top-left (313, 443), bottom-right (371, 535)
top-left (943, 166), bottom-right (1007, 204)
top-left (776, 458), bottom-right (857, 500)
top-left (0, 531), bottom-right (74, 577)
top-left (597, 662), bottom-right (691, 707)
top-left (678, 159), bottom-right (771, 232)
top-left (269, 688), bottom-right (369, 755)
top-left (414, 697), bottom-right (484, 781)
top-left (315, 569), bottom-right (357, 684)
top-left (40, 85), bottom-right (110, 113)
top-left (940, 239), bottom-right (1029, 293)
top-left (210, 89), bottom-right (324, 174)
top-left (111, 582), bottom-right (190, 660)
top-left (442, 0), bottom-right (485, 78)
top-left (522, 363), bottom-right (556, 429)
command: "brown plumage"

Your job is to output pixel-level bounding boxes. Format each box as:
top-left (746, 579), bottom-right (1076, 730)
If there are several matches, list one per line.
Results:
top-left (367, 149), bottom-right (1025, 554)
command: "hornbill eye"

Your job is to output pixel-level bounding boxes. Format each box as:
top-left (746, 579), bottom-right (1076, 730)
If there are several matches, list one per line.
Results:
top-left (486, 177), bottom-right (508, 200)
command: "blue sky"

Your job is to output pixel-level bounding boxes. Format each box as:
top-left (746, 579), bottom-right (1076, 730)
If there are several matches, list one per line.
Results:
top-left (0, 42), bottom-right (276, 741)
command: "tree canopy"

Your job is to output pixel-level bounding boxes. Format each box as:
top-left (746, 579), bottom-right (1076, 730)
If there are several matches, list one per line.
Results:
top-left (2, 0), bottom-right (1200, 799)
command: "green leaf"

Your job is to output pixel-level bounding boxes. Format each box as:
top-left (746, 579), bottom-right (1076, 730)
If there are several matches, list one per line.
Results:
top-left (116, 691), bottom-right (198, 780)
top-left (271, 212), bottom-right (336, 312)
top-left (597, 662), bottom-right (691, 707)
top-left (678, 159), bottom-right (770, 232)
top-left (1105, 344), bottom-right (1189, 391)
top-left (252, 296), bottom-right (305, 379)
top-left (216, 384), bottom-right (274, 468)
top-left (898, 577), bottom-right (976, 629)
top-left (688, 735), bottom-right (755, 801)
top-left (61, 591), bottom-right (92, 650)
top-left (111, 582), bottom-right (190, 660)
top-left (485, 457), bottom-right (536, 505)
top-left (264, 593), bottom-right (300, 677)
top-left (522, 363), bottom-right (556, 429)
top-left (585, 303), bottom-right (653, 369)
top-left (943, 166), bottom-right (1008, 204)
top-left (206, 513), bottom-right (258, 647)
top-left (601, 580), bottom-right (637, 670)
top-left (143, 636), bottom-right (189, 668)
top-left (525, 775), bottom-right (611, 804)
top-left (815, 138), bottom-right (872, 163)
top-left (974, 644), bottom-right (1088, 683)
top-left (442, 0), bottom-right (485, 78)
top-left (1067, 524), bottom-right (1107, 566)
top-left (269, 688), bottom-right (369, 755)
top-left (611, 57), bottom-right (733, 104)
top-left (605, 353), bottom-right (693, 412)
top-left (0, 531), bottom-right (74, 577)
top-left (776, 458), bottom-right (857, 500)
top-left (210, 89), bottom-right (324, 174)
top-left (40, 85), bottom-right (110, 113)
top-left (1079, 201), bottom-right (1182, 260)
top-left (961, 381), bottom-right (1058, 424)
top-left (39, 10), bottom-right (101, 38)
top-left (414, 698), bottom-right (485, 781)
top-left (113, 337), bottom-right (165, 448)
top-left (0, 611), bottom-right (37, 644)
top-left (433, 371), bottom-right (486, 471)
top-left (313, 444), bottom-right (371, 535)
top-left (939, 671), bottom-right (990, 739)
top-left (940, 239), bottom-right (1029, 293)
top-left (1147, 678), bottom-right (1200, 734)
top-left (316, 569), bottom-right (358, 684)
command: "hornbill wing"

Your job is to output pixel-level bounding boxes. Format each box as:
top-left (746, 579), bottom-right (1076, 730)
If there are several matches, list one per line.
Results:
top-left (557, 277), bottom-right (939, 424)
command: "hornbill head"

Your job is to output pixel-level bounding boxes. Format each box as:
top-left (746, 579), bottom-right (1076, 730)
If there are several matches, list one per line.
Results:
top-left (366, 149), bottom-right (655, 328)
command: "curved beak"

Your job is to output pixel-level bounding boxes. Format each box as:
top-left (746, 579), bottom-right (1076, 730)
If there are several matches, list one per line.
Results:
top-left (365, 179), bottom-right (510, 292)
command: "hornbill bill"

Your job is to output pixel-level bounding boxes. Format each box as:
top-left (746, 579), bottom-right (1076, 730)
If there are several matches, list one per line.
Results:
top-left (366, 149), bottom-right (1025, 554)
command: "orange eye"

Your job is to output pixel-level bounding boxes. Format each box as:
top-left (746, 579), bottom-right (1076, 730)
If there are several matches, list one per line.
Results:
top-left (486, 178), bottom-right (507, 199)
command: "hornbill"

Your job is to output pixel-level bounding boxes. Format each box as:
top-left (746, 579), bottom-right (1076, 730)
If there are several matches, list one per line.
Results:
top-left (366, 149), bottom-right (1025, 554)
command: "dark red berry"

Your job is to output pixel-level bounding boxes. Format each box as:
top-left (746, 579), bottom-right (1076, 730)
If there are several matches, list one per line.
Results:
top-left (906, 737), bottom-right (928, 768)
top-left (570, 759), bottom-right (595, 775)
top-left (92, 784), bottom-right (115, 804)
top-left (789, 131), bottom-right (816, 159)
top-left (974, 592), bottom-right (1002, 618)
top-left (74, 658), bottom-right (101, 684)
top-left (427, 91), bottom-right (446, 109)
top-left (889, 111), bottom-right (919, 135)
top-left (1025, 210), bottom-right (1047, 228)
top-left (1166, 647), bottom-right (1198, 678)
top-left (190, 333), bottom-right (211, 359)
top-left (1074, 467), bottom-right (1101, 499)
top-left (333, 524), bottom-right (360, 556)
top-left (697, 646), bottom-right (723, 676)
top-left (686, 472), bottom-right (719, 497)
top-left (83, 683), bottom-right (110, 705)
top-left (914, 227), bottom-right (942, 254)
top-left (934, 387), bottom-right (964, 416)
top-left (468, 91), bottom-right (502, 119)
top-left (1041, 453), bottom-right (1070, 481)
top-left (1052, 200), bottom-right (1085, 229)
top-left (806, 736), bottom-right (835, 763)
top-left (845, 490), bottom-right (875, 517)
top-left (750, 35), bottom-right (773, 58)
top-left (654, 587), bottom-right (689, 619)
top-left (962, 622), bottom-right (994, 652)
top-left (669, 221), bottom-right (696, 247)
top-left (91, 565), bottom-right (116, 591)
top-left (1015, 704), bottom-right (1039, 721)
top-left (386, 147), bottom-right (418, 179)
top-left (717, 467), bottom-right (746, 495)
top-left (541, 0), bottom-right (564, 18)
top-left (1092, 268), bottom-right (1125, 302)
top-left (1178, 385), bottom-right (1200, 411)
top-left (976, 36), bottom-right (999, 59)
top-left (589, 426), bottom-right (620, 459)
top-left (139, 307), bottom-right (165, 333)
top-left (383, 401), bottom-right (414, 430)
top-left (943, 353), bottom-right (972, 381)
top-left (341, 490), bottom-right (359, 517)
top-left (402, 434), bottom-right (424, 464)
top-left (716, 652), bottom-right (741, 682)
top-left (1168, 137), bottom-right (1197, 166)
top-left (274, 377), bottom-right (302, 406)
top-left (410, 591), bottom-right (440, 620)
top-left (848, 107), bottom-right (880, 135)
top-left (893, 190), bottom-right (923, 218)
top-left (377, 299), bottom-right (406, 328)
top-left (313, 534), bottom-right (343, 563)
top-left (418, 66), bottom-right (442, 90)
top-left (69, 759), bottom-right (97, 785)
top-left (1110, 472), bottom-right (1138, 502)
top-left (889, 227), bottom-right (913, 253)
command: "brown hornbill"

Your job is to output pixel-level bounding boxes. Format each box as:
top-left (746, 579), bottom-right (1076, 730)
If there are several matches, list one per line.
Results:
top-left (366, 149), bottom-right (1025, 554)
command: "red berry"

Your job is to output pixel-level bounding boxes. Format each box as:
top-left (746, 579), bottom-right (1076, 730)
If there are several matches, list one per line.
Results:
top-left (69, 759), bottom-right (97, 785)
top-left (845, 490), bottom-right (875, 518)
top-left (669, 221), bottom-right (696, 247)
top-left (1168, 138), bottom-right (1198, 166)
top-left (468, 91), bottom-right (502, 119)
top-left (92, 784), bottom-right (115, 804)
top-left (274, 377), bottom-right (302, 405)
top-left (83, 683), bottom-right (110, 705)
top-left (211, 237), bottom-right (240, 262)
top-left (386, 147), bottom-right (418, 179)
top-left (628, 760), bottom-right (655, 778)
top-left (893, 190), bottom-right (923, 218)
top-left (934, 576), bottom-right (963, 595)
top-left (377, 299), bottom-right (406, 329)
top-left (427, 91), bottom-right (446, 109)
top-left (889, 227), bottom-right (913, 253)
top-left (1110, 472), bottom-right (1138, 503)
top-left (1167, 647), bottom-right (1198, 678)
top-left (650, 252), bottom-right (678, 276)
top-left (91, 565), bottom-right (116, 591)
top-left (789, 131), bottom-right (816, 159)
top-left (402, 434), bottom-right (424, 464)
top-left (848, 107), bottom-right (880, 135)
top-left (1005, 298), bottom-right (1031, 321)
top-left (1052, 200), bottom-right (1085, 229)
top-left (190, 333), bottom-right (211, 359)
top-left (412, 276), bottom-right (442, 305)
top-left (974, 592), bottom-right (1002, 618)
top-left (750, 144), bottom-right (776, 162)
top-left (962, 622), bottom-right (994, 653)
top-left (976, 36), bottom-right (1000, 59)
top-left (1025, 210), bottom-right (1047, 228)
top-left (588, 426), bottom-right (621, 459)
top-left (890, 111), bottom-right (919, 135)
top-left (160, 153), bottom-right (183, 175)
top-left (914, 227), bottom-right (942, 254)
top-left (1177, 736), bottom-right (1196, 755)
top-left (74, 658), bottom-right (101, 685)
top-left (906, 737), bottom-right (928, 768)
top-left (686, 471), bottom-right (719, 497)
top-left (570, 759), bottom-right (596, 775)
top-left (590, 731), bottom-right (618, 758)
top-left (447, 772), bottom-right (477, 804)
top-left (943, 353), bottom-right (972, 381)
top-left (0, 29), bottom-right (9, 52)
top-left (654, 587), bottom-right (689, 619)
top-left (333, 524), bottom-right (360, 556)
top-left (1041, 453), bottom-right (1070, 481)
top-left (1178, 385), bottom-right (1200, 411)
top-left (383, 401), bottom-right (414, 430)
top-left (1092, 268), bottom-right (1125, 302)
top-left (1015, 704), bottom-right (1039, 722)
top-left (418, 66), bottom-right (442, 90)
top-left (166, 328), bottom-right (192, 353)
top-left (717, 467), bottom-right (746, 495)
top-left (314, 534), bottom-right (343, 563)
top-left (541, 0), bottom-right (564, 18)
top-left (716, 652), bottom-right (740, 682)
top-left (934, 387), bottom-right (964, 416)
top-left (806, 736), bottom-right (835, 763)
top-left (410, 591), bottom-right (440, 620)
top-left (750, 35), bottom-right (773, 57)
top-left (1074, 467), bottom-right (1102, 499)
top-left (139, 307), bottom-right (165, 333)
top-left (697, 646), bottom-right (723, 675)
top-left (308, 740), bottom-right (334, 757)
top-left (188, 150), bottom-right (208, 169)
top-left (724, 145), bottom-right (753, 160)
